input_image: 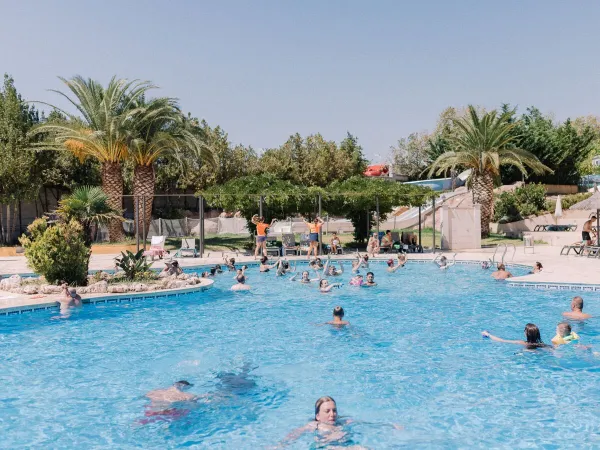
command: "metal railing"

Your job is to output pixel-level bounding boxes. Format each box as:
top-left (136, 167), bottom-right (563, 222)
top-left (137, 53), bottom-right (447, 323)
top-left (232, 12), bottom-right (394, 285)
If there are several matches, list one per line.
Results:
top-left (492, 243), bottom-right (516, 265)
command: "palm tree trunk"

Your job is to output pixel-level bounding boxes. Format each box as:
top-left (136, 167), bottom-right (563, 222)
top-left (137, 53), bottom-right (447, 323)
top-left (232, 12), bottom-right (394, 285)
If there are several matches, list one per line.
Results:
top-left (471, 171), bottom-right (494, 238)
top-left (133, 164), bottom-right (155, 237)
top-left (101, 162), bottom-right (124, 242)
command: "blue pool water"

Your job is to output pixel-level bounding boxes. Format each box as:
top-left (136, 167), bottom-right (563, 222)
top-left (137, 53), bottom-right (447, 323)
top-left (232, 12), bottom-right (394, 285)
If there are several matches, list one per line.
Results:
top-left (2, 261), bottom-right (600, 448)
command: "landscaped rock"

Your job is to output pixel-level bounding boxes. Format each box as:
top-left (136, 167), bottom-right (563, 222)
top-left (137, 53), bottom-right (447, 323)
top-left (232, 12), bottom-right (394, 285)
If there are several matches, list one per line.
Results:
top-left (128, 283), bottom-right (149, 292)
top-left (186, 277), bottom-right (200, 285)
top-left (83, 281), bottom-right (108, 294)
top-left (1, 275), bottom-right (22, 290)
top-left (9, 287), bottom-right (24, 294)
top-left (22, 285), bottom-right (39, 295)
top-left (40, 284), bottom-right (63, 294)
top-left (166, 280), bottom-right (188, 289)
top-left (107, 285), bottom-right (127, 293)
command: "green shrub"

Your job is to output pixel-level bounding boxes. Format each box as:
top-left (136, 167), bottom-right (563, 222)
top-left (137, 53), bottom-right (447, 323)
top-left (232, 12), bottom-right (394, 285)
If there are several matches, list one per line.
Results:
top-left (115, 250), bottom-right (154, 280)
top-left (493, 183), bottom-right (548, 223)
top-left (563, 192), bottom-right (593, 210)
top-left (19, 218), bottom-right (90, 285)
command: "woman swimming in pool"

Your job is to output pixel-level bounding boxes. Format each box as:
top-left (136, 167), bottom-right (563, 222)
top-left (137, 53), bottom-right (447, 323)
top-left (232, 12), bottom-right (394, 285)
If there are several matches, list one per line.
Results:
top-left (387, 254), bottom-right (406, 273)
top-left (433, 253), bottom-right (456, 270)
top-left (349, 274), bottom-right (364, 286)
top-left (259, 256), bottom-right (279, 273)
top-left (283, 396), bottom-right (398, 448)
top-left (276, 259), bottom-right (296, 276)
top-left (351, 254), bottom-right (369, 273)
top-left (482, 323), bottom-right (552, 349)
top-left (290, 270), bottom-right (321, 284)
top-left (323, 255), bottom-right (344, 277)
top-left (319, 279), bottom-right (343, 293)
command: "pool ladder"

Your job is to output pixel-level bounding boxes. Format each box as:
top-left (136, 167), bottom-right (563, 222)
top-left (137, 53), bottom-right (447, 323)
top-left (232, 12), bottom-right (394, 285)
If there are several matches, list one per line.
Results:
top-left (492, 243), bottom-right (516, 265)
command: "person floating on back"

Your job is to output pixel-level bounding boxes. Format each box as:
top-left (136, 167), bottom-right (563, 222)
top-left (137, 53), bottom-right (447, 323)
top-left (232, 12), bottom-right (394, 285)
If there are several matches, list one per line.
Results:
top-left (551, 322), bottom-right (580, 346)
top-left (563, 296), bottom-right (592, 320)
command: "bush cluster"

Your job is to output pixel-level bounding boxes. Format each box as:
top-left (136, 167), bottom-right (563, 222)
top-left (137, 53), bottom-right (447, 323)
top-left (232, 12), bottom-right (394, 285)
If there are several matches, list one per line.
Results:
top-left (493, 183), bottom-right (547, 223)
top-left (19, 218), bottom-right (90, 285)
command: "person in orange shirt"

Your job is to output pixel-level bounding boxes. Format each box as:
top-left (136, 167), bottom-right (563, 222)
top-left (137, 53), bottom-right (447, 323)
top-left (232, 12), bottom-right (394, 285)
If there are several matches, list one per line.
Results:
top-left (251, 214), bottom-right (277, 258)
top-left (303, 216), bottom-right (324, 258)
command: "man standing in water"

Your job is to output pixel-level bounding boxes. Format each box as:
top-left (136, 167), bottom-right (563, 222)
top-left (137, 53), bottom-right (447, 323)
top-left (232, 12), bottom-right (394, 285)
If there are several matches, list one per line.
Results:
top-left (562, 296), bottom-right (592, 320)
top-left (146, 380), bottom-right (197, 403)
top-left (491, 263), bottom-right (513, 280)
top-left (582, 215), bottom-right (596, 246)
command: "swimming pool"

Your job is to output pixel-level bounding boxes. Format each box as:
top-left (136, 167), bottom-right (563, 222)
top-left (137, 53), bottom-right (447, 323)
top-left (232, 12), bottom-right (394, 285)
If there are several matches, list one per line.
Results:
top-left (2, 261), bottom-right (600, 448)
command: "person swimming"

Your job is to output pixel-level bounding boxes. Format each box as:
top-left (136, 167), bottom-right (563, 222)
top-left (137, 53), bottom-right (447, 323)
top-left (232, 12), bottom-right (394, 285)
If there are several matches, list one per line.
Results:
top-left (434, 253), bottom-right (456, 270)
top-left (309, 257), bottom-right (324, 270)
top-left (231, 274), bottom-right (251, 291)
top-left (364, 272), bottom-right (377, 286)
top-left (319, 279), bottom-right (342, 293)
top-left (349, 274), bottom-right (364, 286)
top-left (551, 322), bottom-right (580, 346)
top-left (481, 259), bottom-right (492, 270)
top-left (530, 261), bottom-right (543, 274)
top-left (276, 259), bottom-right (296, 276)
top-left (323, 255), bottom-right (344, 277)
top-left (290, 270), bottom-right (321, 284)
top-left (482, 323), bottom-right (551, 349)
top-left (387, 254), bottom-right (406, 273)
top-left (491, 263), bottom-right (513, 280)
top-left (326, 306), bottom-right (349, 326)
top-left (562, 296), bottom-right (592, 320)
top-left (259, 255), bottom-right (279, 273)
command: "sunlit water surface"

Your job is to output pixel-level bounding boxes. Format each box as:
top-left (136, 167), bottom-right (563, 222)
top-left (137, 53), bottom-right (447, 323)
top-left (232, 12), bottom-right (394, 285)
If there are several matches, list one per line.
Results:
top-left (2, 261), bottom-right (600, 449)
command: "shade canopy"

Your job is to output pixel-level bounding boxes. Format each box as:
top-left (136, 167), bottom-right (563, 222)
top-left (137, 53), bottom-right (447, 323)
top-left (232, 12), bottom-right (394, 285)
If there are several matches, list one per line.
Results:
top-left (569, 190), bottom-right (600, 211)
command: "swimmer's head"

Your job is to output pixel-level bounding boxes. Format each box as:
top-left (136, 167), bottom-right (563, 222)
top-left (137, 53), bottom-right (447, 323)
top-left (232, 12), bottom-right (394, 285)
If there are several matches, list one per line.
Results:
top-left (363, 255), bottom-right (369, 261)
top-left (68, 288), bottom-right (77, 297)
top-left (260, 256), bottom-right (268, 264)
top-left (387, 259), bottom-right (394, 267)
top-left (229, 258), bottom-right (236, 265)
top-left (328, 266), bottom-right (336, 275)
top-left (201, 272), bottom-right (209, 278)
top-left (283, 262), bottom-right (289, 270)
top-left (301, 271), bottom-right (309, 280)
top-left (210, 268), bottom-right (217, 276)
top-left (535, 262), bottom-right (543, 270)
top-left (215, 264), bottom-right (222, 272)
top-left (524, 323), bottom-right (542, 344)
top-left (333, 306), bottom-right (344, 318)
top-left (557, 322), bottom-right (572, 337)
top-left (498, 263), bottom-right (506, 271)
top-left (315, 396), bottom-right (337, 424)
top-left (174, 380), bottom-right (193, 390)
top-left (440, 256), bottom-right (447, 262)
top-left (319, 279), bottom-right (329, 288)
top-left (172, 260), bottom-right (179, 267)
top-left (366, 272), bottom-right (374, 282)
top-left (236, 275), bottom-right (246, 284)
top-left (572, 296), bottom-right (584, 311)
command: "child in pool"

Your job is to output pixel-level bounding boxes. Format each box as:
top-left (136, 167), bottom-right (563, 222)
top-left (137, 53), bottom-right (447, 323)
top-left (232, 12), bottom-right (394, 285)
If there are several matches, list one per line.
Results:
top-left (552, 322), bottom-right (579, 346)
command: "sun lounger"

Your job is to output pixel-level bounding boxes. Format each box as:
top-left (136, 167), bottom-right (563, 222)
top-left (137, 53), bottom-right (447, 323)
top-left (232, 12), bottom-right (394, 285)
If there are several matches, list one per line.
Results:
top-left (282, 233), bottom-right (299, 256)
top-left (560, 242), bottom-right (585, 255)
top-left (298, 234), bottom-right (311, 255)
top-left (143, 235), bottom-right (168, 260)
top-left (174, 238), bottom-right (197, 258)
top-left (265, 234), bottom-right (281, 257)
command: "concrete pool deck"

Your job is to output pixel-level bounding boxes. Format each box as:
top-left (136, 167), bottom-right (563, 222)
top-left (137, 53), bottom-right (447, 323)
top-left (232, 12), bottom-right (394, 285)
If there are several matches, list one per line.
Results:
top-left (0, 244), bottom-right (598, 313)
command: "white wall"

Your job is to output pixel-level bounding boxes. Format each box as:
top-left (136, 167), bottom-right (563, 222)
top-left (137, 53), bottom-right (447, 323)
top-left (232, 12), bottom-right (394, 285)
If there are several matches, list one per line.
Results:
top-left (441, 205), bottom-right (481, 250)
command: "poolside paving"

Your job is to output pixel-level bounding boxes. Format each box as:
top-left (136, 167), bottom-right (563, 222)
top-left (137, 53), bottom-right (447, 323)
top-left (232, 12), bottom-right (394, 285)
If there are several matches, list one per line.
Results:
top-left (0, 244), bottom-right (597, 312)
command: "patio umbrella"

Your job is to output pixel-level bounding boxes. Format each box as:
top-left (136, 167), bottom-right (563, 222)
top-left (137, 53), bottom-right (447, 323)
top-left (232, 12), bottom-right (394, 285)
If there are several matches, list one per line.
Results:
top-left (554, 195), bottom-right (563, 224)
top-left (569, 188), bottom-right (600, 245)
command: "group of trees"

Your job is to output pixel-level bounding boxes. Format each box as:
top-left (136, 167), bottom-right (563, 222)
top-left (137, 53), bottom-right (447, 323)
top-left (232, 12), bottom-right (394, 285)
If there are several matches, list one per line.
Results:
top-left (391, 105), bottom-right (599, 186)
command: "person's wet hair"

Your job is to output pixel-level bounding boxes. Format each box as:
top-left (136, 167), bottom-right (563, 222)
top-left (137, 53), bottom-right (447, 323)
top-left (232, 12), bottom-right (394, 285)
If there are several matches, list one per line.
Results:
top-left (387, 259), bottom-right (394, 267)
top-left (498, 263), bottom-right (506, 271)
top-left (333, 306), bottom-right (344, 318)
top-left (572, 296), bottom-right (584, 310)
top-left (385, 230), bottom-right (390, 234)
top-left (261, 256), bottom-right (268, 264)
top-left (174, 380), bottom-right (192, 388)
top-left (314, 396), bottom-right (336, 420)
top-left (524, 323), bottom-right (544, 345)
top-left (283, 262), bottom-right (289, 269)
top-left (535, 262), bottom-right (543, 269)
top-left (201, 272), bottom-right (209, 278)
top-left (557, 322), bottom-right (572, 336)
top-left (319, 279), bottom-right (327, 288)
top-left (236, 275), bottom-right (246, 284)
top-left (171, 260), bottom-right (179, 267)
top-left (210, 268), bottom-right (217, 276)
top-left (366, 271), bottom-right (374, 277)
top-left (364, 255), bottom-right (369, 261)
top-left (229, 258), bottom-right (236, 265)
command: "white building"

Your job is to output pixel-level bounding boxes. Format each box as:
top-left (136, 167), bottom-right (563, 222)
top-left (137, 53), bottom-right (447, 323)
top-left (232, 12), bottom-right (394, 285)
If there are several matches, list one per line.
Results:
top-left (593, 155), bottom-right (600, 167)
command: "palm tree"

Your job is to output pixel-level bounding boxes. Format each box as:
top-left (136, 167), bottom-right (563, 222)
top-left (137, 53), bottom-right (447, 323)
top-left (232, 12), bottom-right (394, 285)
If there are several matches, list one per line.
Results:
top-left (128, 98), bottom-right (214, 234)
top-left (55, 186), bottom-right (123, 246)
top-left (428, 106), bottom-right (551, 237)
top-left (31, 76), bottom-right (155, 241)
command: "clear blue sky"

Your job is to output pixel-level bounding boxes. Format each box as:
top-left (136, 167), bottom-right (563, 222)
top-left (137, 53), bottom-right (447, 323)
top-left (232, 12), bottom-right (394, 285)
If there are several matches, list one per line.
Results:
top-left (3, 0), bottom-right (600, 161)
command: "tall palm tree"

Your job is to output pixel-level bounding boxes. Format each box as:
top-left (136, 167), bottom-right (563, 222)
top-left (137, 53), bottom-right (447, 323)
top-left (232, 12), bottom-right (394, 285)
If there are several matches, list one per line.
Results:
top-left (31, 76), bottom-right (155, 241)
top-left (128, 98), bottom-right (214, 234)
top-left (428, 106), bottom-right (551, 237)
top-left (55, 186), bottom-right (123, 246)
